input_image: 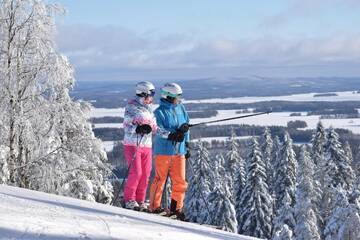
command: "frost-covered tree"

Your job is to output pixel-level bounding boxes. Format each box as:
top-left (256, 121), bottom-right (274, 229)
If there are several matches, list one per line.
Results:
top-left (234, 156), bottom-right (246, 219)
top-left (184, 140), bottom-right (213, 224)
top-left (0, 146), bottom-right (10, 183)
top-left (294, 146), bottom-right (321, 240)
top-left (260, 127), bottom-right (274, 193)
top-left (207, 186), bottom-right (238, 233)
top-left (161, 177), bottom-right (171, 209)
top-left (271, 135), bottom-right (282, 194)
top-left (350, 175), bottom-right (360, 207)
top-left (273, 224), bottom-right (294, 240)
top-left (354, 145), bottom-right (360, 175)
top-left (225, 131), bottom-right (243, 193)
top-left (214, 153), bottom-right (228, 187)
top-left (311, 122), bottom-right (326, 167)
top-left (274, 132), bottom-right (297, 212)
top-left (344, 141), bottom-right (353, 166)
top-left (273, 132), bottom-right (297, 237)
top-left (324, 188), bottom-right (360, 240)
top-left (0, 0), bottom-right (112, 203)
top-left (311, 122), bottom-right (326, 233)
top-left (324, 128), bottom-right (355, 191)
top-left (321, 129), bottom-right (356, 238)
top-left (237, 138), bottom-right (272, 239)
top-left (273, 192), bottom-right (296, 240)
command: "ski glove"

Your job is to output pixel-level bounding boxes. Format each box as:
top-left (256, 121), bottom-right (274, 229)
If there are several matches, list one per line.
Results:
top-left (178, 123), bottom-right (190, 133)
top-left (185, 142), bottom-right (191, 160)
top-left (168, 130), bottom-right (185, 142)
top-left (135, 124), bottom-right (152, 135)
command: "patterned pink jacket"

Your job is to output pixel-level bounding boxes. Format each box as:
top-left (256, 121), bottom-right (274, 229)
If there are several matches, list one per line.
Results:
top-left (123, 97), bottom-right (157, 148)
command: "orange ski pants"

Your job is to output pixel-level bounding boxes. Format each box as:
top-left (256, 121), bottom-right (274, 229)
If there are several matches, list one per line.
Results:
top-left (149, 154), bottom-right (188, 211)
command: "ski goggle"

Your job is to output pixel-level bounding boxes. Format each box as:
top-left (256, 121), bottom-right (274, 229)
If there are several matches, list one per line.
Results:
top-left (139, 89), bottom-right (155, 98)
top-left (161, 90), bottom-right (182, 99)
top-left (149, 89), bottom-right (155, 97)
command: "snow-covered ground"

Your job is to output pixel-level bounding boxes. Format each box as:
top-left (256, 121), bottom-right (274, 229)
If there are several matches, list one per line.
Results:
top-left (192, 136), bottom-right (252, 143)
top-left (90, 107), bottom-right (125, 118)
top-left (94, 123), bottom-right (124, 129)
top-left (90, 91), bottom-right (360, 119)
top-left (191, 110), bottom-right (360, 134)
top-left (0, 185), bottom-right (257, 240)
top-left (90, 91), bottom-right (360, 134)
top-left (184, 91), bottom-right (360, 104)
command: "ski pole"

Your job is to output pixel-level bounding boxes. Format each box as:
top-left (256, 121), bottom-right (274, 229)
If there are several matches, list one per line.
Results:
top-left (111, 134), bottom-right (144, 206)
top-left (188, 111), bottom-right (272, 128)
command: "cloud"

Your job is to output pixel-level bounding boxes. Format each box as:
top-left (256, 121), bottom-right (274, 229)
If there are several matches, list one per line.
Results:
top-left (259, 0), bottom-right (360, 30)
top-left (56, 24), bottom-right (360, 79)
top-left (56, 24), bottom-right (196, 69)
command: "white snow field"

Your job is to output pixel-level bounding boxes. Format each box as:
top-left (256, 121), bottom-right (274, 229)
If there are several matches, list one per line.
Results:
top-left (183, 91), bottom-right (360, 104)
top-left (90, 91), bottom-right (360, 134)
top-left (0, 185), bottom-right (257, 240)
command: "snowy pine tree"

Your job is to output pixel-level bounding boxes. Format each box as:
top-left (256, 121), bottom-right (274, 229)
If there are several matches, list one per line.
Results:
top-left (354, 145), bottom-right (360, 175)
top-left (271, 135), bottom-right (282, 194)
top-left (237, 138), bottom-right (272, 238)
top-left (207, 185), bottom-right (238, 233)
top-left (234, 155), bottom-right (246, 223)
top-left (311, 122), bottom-right (326, 167)
top-left (184, 140), bottom-right (213, 224)
top-left (294, 146), bottom-right (321, 240)
top-left (273, 132), bottom-right (297, 237)
top-left (161, 177), bottom-right (172, 209)
top-left (225, 131), bottom-right (243, 193)
top-left (273, 192), bottom-right (296, 240)
top-left (311, 122), bottom-right (326, 234)
top-left (324, 188), bottom-right (360, 240)
top-left (214, 153), bottom-right (228, 188)
top-left (324, 128), bottom-right (355, 191)
top-left (344, 141), bottom-right (353, 166)
top-left (0, 0), bottom-right (112, 203)
top-left (321, 128), bottom-right (356, 238)
top-left (260, 127), bottom-right (274, 193)
top-left (274, 132), bottom-right (297, 213)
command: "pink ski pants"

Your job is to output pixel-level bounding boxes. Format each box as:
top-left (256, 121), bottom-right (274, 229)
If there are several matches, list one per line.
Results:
top-left (123, 145), bottom-right (152, 203)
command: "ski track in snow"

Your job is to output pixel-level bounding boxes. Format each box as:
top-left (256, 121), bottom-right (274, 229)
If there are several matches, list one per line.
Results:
top-left (0, 185), bottom-right (257, 240)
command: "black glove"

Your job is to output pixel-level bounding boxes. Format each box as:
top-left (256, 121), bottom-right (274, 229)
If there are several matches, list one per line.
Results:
top-left (185, 142), bottom-right (191, 159)
top-left (168, 130), bottom-right (185, 142)
top-left (135, 124), bottom-right (152, 135)
top-left (178, 123), bottom-right (190, 133)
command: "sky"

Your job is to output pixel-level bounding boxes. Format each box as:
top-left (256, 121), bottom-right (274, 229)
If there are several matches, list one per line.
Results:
top-left (48, 0), bottom-right (360, 81)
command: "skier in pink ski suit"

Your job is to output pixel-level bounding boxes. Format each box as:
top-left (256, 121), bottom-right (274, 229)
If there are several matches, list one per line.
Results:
top-left (123, 81), bottom-right (157, 210)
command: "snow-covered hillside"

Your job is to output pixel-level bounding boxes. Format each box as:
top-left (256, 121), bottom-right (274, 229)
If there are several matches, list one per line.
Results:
top-left (0, 185), bottom-right (257, 240)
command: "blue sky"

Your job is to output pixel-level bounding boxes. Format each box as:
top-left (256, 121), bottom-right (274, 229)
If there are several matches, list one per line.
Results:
top-left (49, 0), bottom-right (360, 81)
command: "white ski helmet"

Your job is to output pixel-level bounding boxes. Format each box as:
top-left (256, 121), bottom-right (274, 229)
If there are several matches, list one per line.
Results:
top-left (135, 81), bottom-right (155, 97)
top-left (161, 83), bottom-right (183, 99)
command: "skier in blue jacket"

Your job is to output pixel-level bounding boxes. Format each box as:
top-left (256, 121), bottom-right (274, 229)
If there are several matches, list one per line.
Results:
top-left (149, 83), bottom-right (190, 220)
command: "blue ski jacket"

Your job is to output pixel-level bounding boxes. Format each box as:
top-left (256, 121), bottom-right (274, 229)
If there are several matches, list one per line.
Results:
top-left (154, 98), bottom-right (190, 155)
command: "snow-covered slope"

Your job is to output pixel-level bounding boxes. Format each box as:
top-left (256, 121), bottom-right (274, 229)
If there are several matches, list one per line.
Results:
top-left (0, 185), bottom-right (257, 240)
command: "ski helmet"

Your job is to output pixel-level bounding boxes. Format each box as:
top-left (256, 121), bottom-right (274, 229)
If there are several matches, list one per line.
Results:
top-left (161, 83), bottom-right (183, 99)
top-left (135, 81), bottom-right (155, 97)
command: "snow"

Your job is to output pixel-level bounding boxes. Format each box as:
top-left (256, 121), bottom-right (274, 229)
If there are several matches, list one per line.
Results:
top-left (103, 141), bottom-right (116, 152)
top-left (193, 136), bottom-right (252, 143)
top-left (94, 123), bottom-right (123, 129)
top-left (89, 92), bottom-right (360, 135)
top-left (91, 108), bottom-right (360, 134)
top-left (0, 185), bottom-right (257, 240)
top-left (90, 108), bottom-right (125, 118)
top-left (190, 110), bottom-right (360, 134)
top-left (184, 91), bottom-right (360, 104)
